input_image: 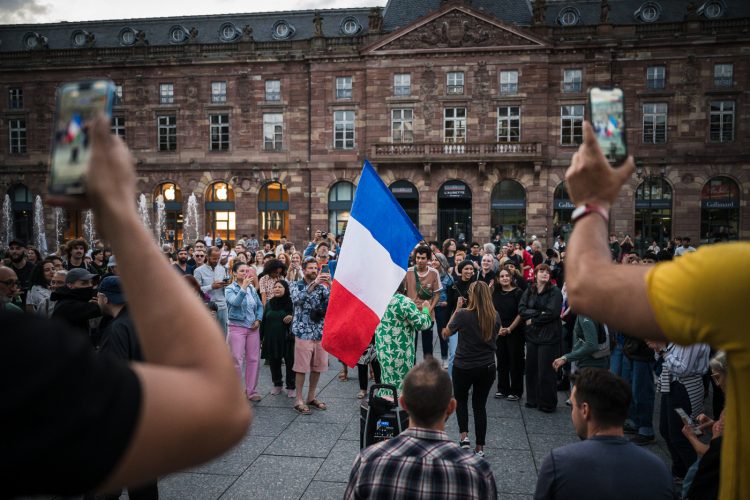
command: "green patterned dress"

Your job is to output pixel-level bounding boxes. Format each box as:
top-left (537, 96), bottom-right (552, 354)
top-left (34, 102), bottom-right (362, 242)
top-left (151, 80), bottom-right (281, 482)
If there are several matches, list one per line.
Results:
top-left (374, 293), bottom-right (433, 394)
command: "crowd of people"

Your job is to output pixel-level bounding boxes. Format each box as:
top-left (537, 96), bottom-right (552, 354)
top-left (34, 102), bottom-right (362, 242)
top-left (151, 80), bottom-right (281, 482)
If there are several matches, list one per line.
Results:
top-left (2, 116), bottom-right (747, 500)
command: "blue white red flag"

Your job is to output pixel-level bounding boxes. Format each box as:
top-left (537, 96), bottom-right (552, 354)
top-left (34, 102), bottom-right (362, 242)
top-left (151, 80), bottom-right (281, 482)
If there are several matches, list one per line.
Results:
top-left (322, 160), bottom-right (423, 367)
top-left (65, 114), bottom-right (83, 144)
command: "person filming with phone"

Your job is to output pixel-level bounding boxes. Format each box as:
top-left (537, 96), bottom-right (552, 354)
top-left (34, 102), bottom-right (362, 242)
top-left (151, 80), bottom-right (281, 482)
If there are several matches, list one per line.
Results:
top-left (194, 246), bottom-right (231, 337)
top-left (3, 114), bottom-right (251, 498)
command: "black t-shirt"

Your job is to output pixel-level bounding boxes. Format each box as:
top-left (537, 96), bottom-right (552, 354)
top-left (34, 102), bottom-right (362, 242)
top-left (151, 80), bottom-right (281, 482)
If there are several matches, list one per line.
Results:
top-left (12, 260), bottom-right (35, 291)
top-left (466, 254), bottom-right (482, 266)
top-left (2, 311), bottom-right (142, 497)
top-left (492, 287), bottom-right (523, 327)
top-left (448, 309), bottom-right (500, 370)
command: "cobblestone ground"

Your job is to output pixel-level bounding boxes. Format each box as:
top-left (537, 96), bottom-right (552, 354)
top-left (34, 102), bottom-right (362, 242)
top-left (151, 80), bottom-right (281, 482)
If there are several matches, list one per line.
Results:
top-left (39, 338), bottom-right (673, 500)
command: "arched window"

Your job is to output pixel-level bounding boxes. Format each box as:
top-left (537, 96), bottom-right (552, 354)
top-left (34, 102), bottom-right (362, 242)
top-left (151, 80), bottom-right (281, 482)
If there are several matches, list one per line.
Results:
top-left (205, 182), bottom-right (236, 244)
top-left (258, 181), bottom-right (289, 242)
top-left (154, 182), bottom-right (183, 246)
top-left (635, 177), bottom-right (672, 253)
top-left (553, 182), bottom-right (574, 241)
top-left (7, 184), bottom-right (33, 245)
top-left (328, 181), bottom-right (355, 236)
top-left (490, 180), bottom-right (526, 244)
top-left (389, 180), bottom-right (419, 227)
top-left (700, 176), bottom-right (739, 243)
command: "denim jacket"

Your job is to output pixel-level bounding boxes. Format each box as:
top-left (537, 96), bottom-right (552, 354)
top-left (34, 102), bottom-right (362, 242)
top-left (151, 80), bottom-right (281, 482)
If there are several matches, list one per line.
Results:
top-left (225, 282), bottom-right (264, 328)
top-left (438, 273), bottom-right (453, 304)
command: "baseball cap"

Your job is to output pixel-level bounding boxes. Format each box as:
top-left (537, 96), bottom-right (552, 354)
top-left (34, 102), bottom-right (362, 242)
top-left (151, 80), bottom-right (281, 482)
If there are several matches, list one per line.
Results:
top-left (107, 255), bottom-right (117, 268)
top-left (99, 276), bottom-right (126, 304)
top-left (8, 239), bottom-right (26, 248)
top-left (65, 268), bottom-right (97, 285)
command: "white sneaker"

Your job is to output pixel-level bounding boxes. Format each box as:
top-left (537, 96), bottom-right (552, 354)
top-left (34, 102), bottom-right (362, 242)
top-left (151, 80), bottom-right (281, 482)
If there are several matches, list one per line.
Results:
top-left (442, 359), bottom-right (448, 369)
top-left (475, 450), bottom-right (485, 458)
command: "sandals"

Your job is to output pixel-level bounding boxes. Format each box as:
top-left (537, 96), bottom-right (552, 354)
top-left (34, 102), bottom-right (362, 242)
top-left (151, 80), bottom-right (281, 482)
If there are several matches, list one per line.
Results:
top-left (357, 390), bottom-right (367, 399)
top-left (337, 369), bottom-right (348, 382)
top-left (294, 403), bottom-right (312, 415)
top-left (306, 399), bottom-right (328, 411)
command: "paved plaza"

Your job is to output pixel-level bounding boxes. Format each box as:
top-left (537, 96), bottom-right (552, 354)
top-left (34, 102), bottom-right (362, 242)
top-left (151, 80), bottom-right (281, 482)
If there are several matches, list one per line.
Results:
top-left (144, 350), bottom-right (673, 500)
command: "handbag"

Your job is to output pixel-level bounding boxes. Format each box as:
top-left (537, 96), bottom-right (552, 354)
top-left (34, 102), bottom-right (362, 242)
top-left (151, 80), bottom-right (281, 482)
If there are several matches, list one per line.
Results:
top-left (414, 267), bottom-right (434, 300)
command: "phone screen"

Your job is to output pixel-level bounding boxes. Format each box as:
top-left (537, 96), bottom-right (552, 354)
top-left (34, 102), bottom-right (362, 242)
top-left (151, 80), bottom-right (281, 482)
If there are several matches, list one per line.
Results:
top-left (49, 80), bottom-right (115, 195)
top-left (588, 87), bottom-right (627, 166)
top-left (321, 264), bottom-right (330, 274)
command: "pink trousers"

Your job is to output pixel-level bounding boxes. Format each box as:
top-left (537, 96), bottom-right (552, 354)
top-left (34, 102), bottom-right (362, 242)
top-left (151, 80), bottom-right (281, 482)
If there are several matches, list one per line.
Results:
top-left (228, 324), bottom-right (261, 398)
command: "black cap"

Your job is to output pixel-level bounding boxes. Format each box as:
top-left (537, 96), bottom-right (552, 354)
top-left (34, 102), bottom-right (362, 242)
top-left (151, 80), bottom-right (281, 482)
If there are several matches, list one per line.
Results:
top-left (8, 239), bottom-right (26, 248)
top-left (99, 276), bottom-right (126, 304)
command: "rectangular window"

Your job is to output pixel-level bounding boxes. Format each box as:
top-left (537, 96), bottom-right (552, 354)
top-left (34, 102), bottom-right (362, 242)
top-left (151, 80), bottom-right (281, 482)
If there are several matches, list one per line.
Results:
top-left (333, 110), bottom-right (355, 149)
top-left (209, 114), bottom-right (230, 151)
top-left (114, 84), bottom-right (123, 106)
top-left (643, 103), bottom-right (668, 144)
top-left (211, 81), bottom-right (227, 103)
top-left (447, 72), bottom-right (464, 95)
top-left (336, 77), bottom-right (352, 99)
top-left (560, 105), bottom-right (584, 145)
top-left (265, 80), bottom-right (281, 101)
top-left (111, 116), bottom-right (126, 139)
top-left (9, 119), bottom-right (27, 154)
top-left (497, 106), bottom-right (521, 142)
top-left (393, 74), bottom-right (411, 97)
top-left (263, 113), bottom-right (283, 151)
top-left (646, 66), bottom-right (666, 89)
top-left (714, 64), bottom-right (733, 88)
top-left (159, 83), bottom-right (174, 104)
top-left (499, 71), bottom-right (518, 94)
top-left (563, 69), bottom-right (582, 93)
top-left (444, 107), bottom-right (467, 143)
top-left (157, 115), bottom-right (177, 151)
top-left (8, 87), bottom-right (23, 109)
top-left (391, 108), bottom-right (414, 143)
top-left (710, 101), bottom-right (734, 143)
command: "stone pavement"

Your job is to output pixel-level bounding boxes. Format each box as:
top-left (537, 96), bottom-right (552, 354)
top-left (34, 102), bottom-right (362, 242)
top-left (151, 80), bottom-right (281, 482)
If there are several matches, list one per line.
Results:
top-left (150, 353), bottom-right (673, 500)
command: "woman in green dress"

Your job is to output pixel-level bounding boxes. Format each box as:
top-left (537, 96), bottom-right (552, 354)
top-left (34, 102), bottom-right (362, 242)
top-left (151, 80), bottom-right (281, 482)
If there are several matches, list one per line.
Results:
top-left (260, 280), bottom-right (296, 398)
top-left (374, 284), bottom-right (433, 394)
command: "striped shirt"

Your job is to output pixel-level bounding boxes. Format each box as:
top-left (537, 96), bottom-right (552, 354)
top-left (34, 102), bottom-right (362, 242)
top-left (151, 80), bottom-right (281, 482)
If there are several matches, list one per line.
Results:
top-left (344, 427), bottom-right (497, 499)
top-left (658, 343), bottom-right (710, 418)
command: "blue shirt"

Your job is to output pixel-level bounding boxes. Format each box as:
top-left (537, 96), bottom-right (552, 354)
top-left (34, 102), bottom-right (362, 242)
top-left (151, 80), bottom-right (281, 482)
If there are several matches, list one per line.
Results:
top-left (225, 282), bottom-right (263, 328)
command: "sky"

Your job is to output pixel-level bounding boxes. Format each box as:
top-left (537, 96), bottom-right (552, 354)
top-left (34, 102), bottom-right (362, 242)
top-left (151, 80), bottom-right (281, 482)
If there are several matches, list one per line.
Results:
top-left (0, 0), bottom-right (388, 25)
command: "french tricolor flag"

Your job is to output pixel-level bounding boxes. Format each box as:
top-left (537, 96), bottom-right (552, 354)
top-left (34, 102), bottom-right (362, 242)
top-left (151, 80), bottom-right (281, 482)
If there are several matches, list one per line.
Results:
top-left (322, 160), bottom-right (423, 367)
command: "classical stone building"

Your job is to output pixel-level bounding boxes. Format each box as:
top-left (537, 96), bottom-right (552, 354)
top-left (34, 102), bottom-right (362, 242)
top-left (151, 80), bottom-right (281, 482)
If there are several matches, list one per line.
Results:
top-left (1, 0), bottom-right (748, 252)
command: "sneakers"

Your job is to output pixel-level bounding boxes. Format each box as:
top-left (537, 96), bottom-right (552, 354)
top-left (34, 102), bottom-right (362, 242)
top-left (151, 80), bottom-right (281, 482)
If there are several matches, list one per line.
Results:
top-left (494, 392), bottom-right (506, 399)
top-left (270, 386), bottom-right (283, 396)
top-left (506, 395), bottom-right (520, 402)
top-left (631, 434), bottom-right (656, 446)
top-left (459, 436), bottom-right (471, 449)
top-left (357, 389), bottom-right (367, 399)
top-left (286, 389), bottom-right (296, 398)
top-left (441, 358), bottom-right (449, 369)
top-left (474, 450), bottom-right (485, 458)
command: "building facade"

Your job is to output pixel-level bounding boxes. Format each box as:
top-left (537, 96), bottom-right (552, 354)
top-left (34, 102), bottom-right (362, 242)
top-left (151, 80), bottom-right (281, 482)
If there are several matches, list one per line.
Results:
top-left (1, 0), bottom-right (748, 252)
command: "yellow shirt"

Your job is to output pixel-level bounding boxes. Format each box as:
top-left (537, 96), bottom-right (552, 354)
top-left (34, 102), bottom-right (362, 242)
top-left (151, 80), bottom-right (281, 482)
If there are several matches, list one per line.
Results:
top-left (645, 242), bottom-right (750, 500)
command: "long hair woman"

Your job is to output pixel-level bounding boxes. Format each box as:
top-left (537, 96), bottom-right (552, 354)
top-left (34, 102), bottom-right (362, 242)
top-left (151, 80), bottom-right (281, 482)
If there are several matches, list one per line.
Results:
top-left (25, 258), bottom-right (57, 314)
top-left (492, 267), bottom-right (524, 400)
top-left (519, 263), bottom-right (563, 413)
top-left (443, 281), bottom-right (500, 456)
top-left (260, 280), bottom-right (296, 398)
top-left (225, 261), bottom-right (264, 401)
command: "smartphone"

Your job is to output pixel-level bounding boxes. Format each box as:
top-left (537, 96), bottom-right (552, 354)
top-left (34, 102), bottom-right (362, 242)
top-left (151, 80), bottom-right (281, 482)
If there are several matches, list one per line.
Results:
top-left (321, 264), bottom-right (330, 274)
top-left (674, 408), bottom-right (703, 436)
top-left (588, 87), bottom-right (627, 166)
top-left (223, 277), bottom-right (231, 283)
top-left (49, 80), bottom-right (116, 195)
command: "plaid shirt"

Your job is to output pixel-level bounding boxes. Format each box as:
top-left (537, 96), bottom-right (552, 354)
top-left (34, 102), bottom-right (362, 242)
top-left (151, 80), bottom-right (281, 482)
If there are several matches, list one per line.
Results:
top-left (344, 427), bottom-right (497, 499)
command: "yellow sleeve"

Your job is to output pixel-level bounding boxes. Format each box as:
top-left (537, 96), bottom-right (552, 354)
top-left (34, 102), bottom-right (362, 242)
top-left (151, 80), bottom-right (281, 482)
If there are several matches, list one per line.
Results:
top-left (645, 242), bottom-right (750, 357)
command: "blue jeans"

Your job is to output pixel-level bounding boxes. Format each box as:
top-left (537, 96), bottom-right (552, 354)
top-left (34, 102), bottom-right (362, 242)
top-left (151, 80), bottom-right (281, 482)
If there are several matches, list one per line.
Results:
top-left (609, 338), bottom-right (626, 377)
top-left (624, 357), bottom-right (655, 437)
top-left (448, 334), bottom-right (458, 378)
top-left (216, 306), bottom-right (228, 338)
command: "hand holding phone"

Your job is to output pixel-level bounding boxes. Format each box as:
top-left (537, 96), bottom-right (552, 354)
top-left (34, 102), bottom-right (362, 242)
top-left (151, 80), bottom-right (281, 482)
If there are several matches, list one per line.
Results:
top-left (675, 408), bottom-right (703, 436)
top-left (588, 87), bottom-right (627, 166)
top-left (321, 264), bottom-right (330, 274)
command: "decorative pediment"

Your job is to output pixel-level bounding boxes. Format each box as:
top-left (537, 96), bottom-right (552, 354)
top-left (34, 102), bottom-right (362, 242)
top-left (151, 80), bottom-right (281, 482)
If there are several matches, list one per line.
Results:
top-left (365, 6), bottom-right (547, 54)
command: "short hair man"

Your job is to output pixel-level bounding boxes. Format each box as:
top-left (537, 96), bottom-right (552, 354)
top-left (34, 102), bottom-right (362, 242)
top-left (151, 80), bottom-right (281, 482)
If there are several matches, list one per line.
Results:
top-left (345, 358), bottom-right (497, 499)
top-left (193, 246), bottom-right (230, 336)
top-left (404, 245), bottom-right (441, 358)
top-left (0, 266), bottom-right (23, 312)
top-left (534, 368), bottom-right (672, 499)
top-left (173, 247), bottom-right (195, 276)
top-left (65, 238), bottom-right (89, 271)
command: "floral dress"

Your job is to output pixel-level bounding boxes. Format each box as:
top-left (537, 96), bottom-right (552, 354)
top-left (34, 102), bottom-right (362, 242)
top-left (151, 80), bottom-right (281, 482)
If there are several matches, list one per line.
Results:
top-left (374, 293), bottom-right (432, 394)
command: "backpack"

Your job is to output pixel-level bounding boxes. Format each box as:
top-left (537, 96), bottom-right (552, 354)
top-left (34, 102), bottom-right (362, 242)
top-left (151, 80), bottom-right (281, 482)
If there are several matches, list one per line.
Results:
top-left (590, 320), bottom-right (611, 359)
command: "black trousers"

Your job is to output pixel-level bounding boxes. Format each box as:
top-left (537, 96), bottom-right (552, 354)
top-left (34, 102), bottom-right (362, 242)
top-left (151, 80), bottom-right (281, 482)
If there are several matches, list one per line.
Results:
top-left (357, 358), bottom-right (382, 391)
top-left (496, 331), bottom-right (525, 397)
top-left (268, 339), bottom-right (295, 390)
top-left (414, 321), bottom-right (434, 358)
top-left (659, 381), bottom-right (697, 478)
top-left (525, 342), bottom-right (559, 410)
top-left (452, 363), bottom-right (496, 446)
top-left (435, 306), bottom-right (451, 359)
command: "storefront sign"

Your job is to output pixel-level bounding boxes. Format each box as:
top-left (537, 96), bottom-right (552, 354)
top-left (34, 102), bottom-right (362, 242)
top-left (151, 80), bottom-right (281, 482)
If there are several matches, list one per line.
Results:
top-left (554, 200), bottom-right (575, 210)
top-left (635, 200), bottom-right (671, 210)
top-left (702, 200), bottom-right (737, 209)
top-left (439, 182), bottom-right (470, 199)
top-left (491, 199), bottom-right (525, 210)
top-left (390, 181), bottom-right (418, 199)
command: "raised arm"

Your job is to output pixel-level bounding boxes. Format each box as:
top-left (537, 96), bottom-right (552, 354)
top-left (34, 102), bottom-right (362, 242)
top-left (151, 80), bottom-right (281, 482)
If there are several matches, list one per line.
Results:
top-left (564, 121), bottom-right (665, 340)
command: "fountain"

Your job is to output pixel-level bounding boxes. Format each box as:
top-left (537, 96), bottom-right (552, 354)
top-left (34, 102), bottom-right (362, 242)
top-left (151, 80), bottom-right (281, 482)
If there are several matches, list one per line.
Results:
top-left (137, 193), bottom-right (151, 234)
top-left (154, 194), bottom-right (166, 245)
top-left (33, 195), bottom-right (48, 256)
top-left (83, 209), bottom-right (95, 245)
top-left (183, 193), bottom-right (199, 245)
top-left (54, 207), bottom-right (65, 250)
top-left (1, 194), bottom-right (12, 248)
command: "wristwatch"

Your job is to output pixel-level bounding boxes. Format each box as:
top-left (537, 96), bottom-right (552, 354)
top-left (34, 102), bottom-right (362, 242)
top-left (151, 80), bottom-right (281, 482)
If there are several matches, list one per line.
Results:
top-left (571, 204), bottom-right (609, 225)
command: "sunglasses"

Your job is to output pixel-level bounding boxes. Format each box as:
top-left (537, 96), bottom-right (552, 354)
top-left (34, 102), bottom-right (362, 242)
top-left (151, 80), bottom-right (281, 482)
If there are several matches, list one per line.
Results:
top-left (0, 279), bottom-right (20, 287)
top-left (194, 254), bottom-right (206, 258)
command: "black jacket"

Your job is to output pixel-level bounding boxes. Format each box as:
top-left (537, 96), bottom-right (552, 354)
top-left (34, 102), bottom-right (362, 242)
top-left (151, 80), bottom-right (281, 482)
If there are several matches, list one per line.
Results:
top-left (447, 277), bottom-right (474, 313)
top-left (100, 308), bottom-right (143, 362)
top-left (51, 286), bottom-right (101, 340)
top-left (519, 284), bottom-right (563, 344)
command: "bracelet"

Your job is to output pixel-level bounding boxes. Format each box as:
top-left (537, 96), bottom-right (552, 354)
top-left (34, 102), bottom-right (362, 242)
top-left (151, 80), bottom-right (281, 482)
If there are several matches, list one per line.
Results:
top-left (571, 204), bottom-right (610, 225)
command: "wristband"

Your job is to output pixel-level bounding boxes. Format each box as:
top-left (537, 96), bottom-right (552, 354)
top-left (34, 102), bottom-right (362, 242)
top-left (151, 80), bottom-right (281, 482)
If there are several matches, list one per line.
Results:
top-left (571, 203), bottom-right (609, 225)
